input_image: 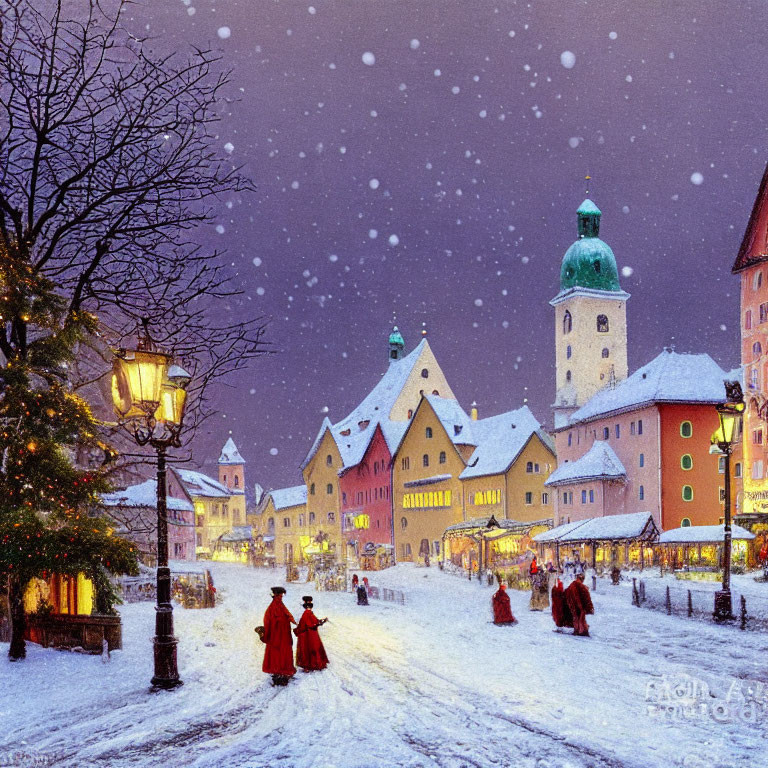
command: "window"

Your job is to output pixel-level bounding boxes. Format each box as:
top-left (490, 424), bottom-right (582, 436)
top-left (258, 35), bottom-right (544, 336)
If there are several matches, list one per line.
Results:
top-left (735, 462), bottom-right (742, 478)
top-left (639, 453), bottom-right (644, 467)
top-left (526, 461), bottom-right (534, 473)
top-left (581, 490), bottom-right (587, 504)
top-left (682, 485), bottom-right (694, 502)
top-left (639, 485), bottom-right (644, 501)
top-left (753, 430), bottom-right (763, 445)
top-left (326, 454), bottom-right (333, 466)
top-left (680, 421), bottom-right (693, 438)
top-left (405, 543), bottom-right (412, 556)
top-left (222, 474), bottom-right (227, 484)
top-left (719, 488), bottom-right (726, 503)
top-left (563, 310), bottom-right (572, 334)
top-left (681, 518), bottom-right (691, 528)
top-left (223, 504), bottom-right (229, 517)
top-left (681, 454), bottom-right (693, 470)
top-left (602, 348), bottom-right (610, 359)
top-left (328, 512), bottom-right (335, 523)
top-left (753, 460), bottom-right (764, 480)
top-left (760, 302), bottom-right (768, 324)
top-left (283, 517), bottom-right (291, 528)
top-left (718, 456), bottom-right (726, 473)
top-left (310, 483), bottom-right (316, 495)
top-left (525, 492), bottom-right (533, 505)
top-left (630, 421), bottom-right (636, 435)
top-left (267, 518), bottom-right (275, 534)
top-left (401, 517), bottom-right (408, 529)
top-left (174, 543), bottom-right (184, 558)
top-left (593, 259), bottom-right (602, 274)
top-left (534, 463), bottom-right (540, 473)
top-left (751, 367), bottom-right (759, 389)
top-left (754, 341), bottom-right (763, 359)
top-left (426, 427), bottom-right (433, 439)
top-left (423, 454), bottom-right (429, 467)
top-left (407, 409), bottom-right (413, 419)
top-left (234, 475), bottom-right (239, 488)
top-left (638, 419), bottom-right (643, 435)
top-left (597, 314), bottom-right (609, 333)
top-left (298, 514), bottom-right (305, 526)
top-left (433, 541), bottom-right (440, 556)
top-left (566, 370), bottom-right (572, 383)
top-left (326, 483), bottom-right (333, 494)
top-left (746, 310), bottom-right (753, 330)
top-left (438, 451), bottom-right (446, 464)
top-left (432, 390), bottom-right (439, 395)
top-left (615, 424), bottom-right (620, 439)
top-left (755, 271), bottom-right (763, 290)
top-left (401, 457), bottom-right (410, 470)
top-left (589, 489), bottom-right (595, 503)
top-left (566, 345), bottom-right (572, 360)
top-left (542, 492), bottom-right (549, 505)
top-left (603, 427), bottom-right (610, 440)
top-left (567, 433), bottom-right (572, 447)
top-left (421, 368), bottom-right (429, 378)
top-left (309, 512), bottom-right (315, 524)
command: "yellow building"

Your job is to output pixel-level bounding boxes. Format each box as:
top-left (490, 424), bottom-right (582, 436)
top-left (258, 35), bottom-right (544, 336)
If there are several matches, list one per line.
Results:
top-left (259, 485), bottom-right (309, 565)
top-left (394, 396), bottom-right (555, 563)
top-left (217, 437), bottom-right (247, 525)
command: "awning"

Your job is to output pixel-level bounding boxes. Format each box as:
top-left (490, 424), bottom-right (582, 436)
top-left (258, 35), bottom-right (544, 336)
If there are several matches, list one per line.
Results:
top-left (659, 524), bottom-right (755, 544)
top-left (533, 512), bottom-right (659, 544)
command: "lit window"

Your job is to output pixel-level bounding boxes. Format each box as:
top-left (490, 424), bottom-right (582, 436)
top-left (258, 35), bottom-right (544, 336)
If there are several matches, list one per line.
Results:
top-left (682, 485), bottom-right (693, 502)
top-left (680, 421), bottom-right (692, 438)
top-left (681, 454), bottom-right (693, 470)
top-left (753, 460), bottom-right (764, 480)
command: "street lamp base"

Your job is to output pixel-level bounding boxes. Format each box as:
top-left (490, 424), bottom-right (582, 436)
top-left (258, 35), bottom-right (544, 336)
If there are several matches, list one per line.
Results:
top-left (713, 590), bottom-right (734, 622)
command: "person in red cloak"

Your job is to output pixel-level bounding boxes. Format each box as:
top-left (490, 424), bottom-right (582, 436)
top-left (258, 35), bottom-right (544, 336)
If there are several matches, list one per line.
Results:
top-left (262, 586), bottom-right (297, 685)
top-left (295, 596), bottom-right (329, 671)
top-left (551, 578), bottom-right (573, 631)
top-left (564, 573), bottom-right (594, 636)
top-left (351, 573), bottom-right (359, 589)
top-left (491, 583), bottom-right (517, 625)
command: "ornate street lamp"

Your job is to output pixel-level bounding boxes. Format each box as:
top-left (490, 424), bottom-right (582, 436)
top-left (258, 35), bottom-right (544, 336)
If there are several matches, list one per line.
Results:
top-left (710, 380), bottom-right (745, 623)
top-left (112, 324), bottom-right (190, 689)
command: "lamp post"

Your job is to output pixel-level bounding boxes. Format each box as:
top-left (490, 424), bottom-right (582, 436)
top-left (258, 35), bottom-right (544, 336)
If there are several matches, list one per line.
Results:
top-left (710, 381), bottom-right (745, 623)
top-left (112, 324), bottom-right (191, 689)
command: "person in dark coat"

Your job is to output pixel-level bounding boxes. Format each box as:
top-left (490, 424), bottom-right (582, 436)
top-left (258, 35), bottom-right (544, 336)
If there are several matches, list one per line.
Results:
top-left (295, 596), bottom-right (329, 671)
top-left (564, 573), bottom-right (594, 636)
top-left (551, 578), bottom-right (573, 630)
top-left (491, 583), bottom-right (517, 625)
top-left (356, 584), bottom-right (369, 605)
top-left (262, 586), bottom-right (297, 685)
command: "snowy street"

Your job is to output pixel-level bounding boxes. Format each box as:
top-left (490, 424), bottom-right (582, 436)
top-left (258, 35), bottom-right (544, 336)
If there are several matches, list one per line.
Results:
top-left (2, 563), bottom-right (765, 768)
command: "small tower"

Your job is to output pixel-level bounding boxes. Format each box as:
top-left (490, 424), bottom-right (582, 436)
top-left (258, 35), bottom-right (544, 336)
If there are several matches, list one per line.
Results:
top-left (389, 325), bottom-right (405, 361)
top-left (218, 437), bottom-right (246, 524)
top-left (551, 200), bottom-right (630, 428)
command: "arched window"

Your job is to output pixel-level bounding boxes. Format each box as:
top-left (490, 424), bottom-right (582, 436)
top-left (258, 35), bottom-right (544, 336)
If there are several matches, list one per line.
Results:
top-left (407, 409), bottom-right (413, 419)
top-left (682, 485), bottom-right (693, 502)
top-left (401, 517), bottom-right (408, 530)
top-left (423, 454), bottom-right (429, 467)
top-left (639, 485), bottom-right (644, 500)
top-left (597, 314), bottom-right (609, 333)
top-left (526, 461), bottom-right (533, 473)
top-left (566, 370), bottom-right (572, 383)
top-left (310, 483), bottom-right (315, 495)
top-left (439, 451), bottom-right (446, 464)
top-left (563, 310), bottom-right (572, 335)
top-left (267, 517), bottom-right (275, 534)
top-left (432, 389), bottom-right (439, 395)
top-left (593, 259), bottom-right (602, 274)
top-left (681, 454), bottom-right (693, 470)
top-left (754, 341), bottom-right (763, 359)
top-left (746, 310), bottom-right (753, 330)
top-left (234, 475), bottom-right (239, 488)
top-left (603, 427), bottom-right (610, 440)
top-left (680, 421), bottom-right (693, 438)
top-left (602, 348), bottom-right (610, 359)
top-left (426, 427), bottom-right (433, 439)
top-left (421, 368), bottom-right (429, 378)
top-left (309, 512), bottom-right (315, 524)
top-left (681, 517), bottom-right (691, 527)
top-left (326, 454), bottom-right (333, 466)
top-left (566, 345), bottom-right (572, 360)
top-left (754, 271), bottom-right (763, 290)
top-left (326, 483), bottom-right (333, 495)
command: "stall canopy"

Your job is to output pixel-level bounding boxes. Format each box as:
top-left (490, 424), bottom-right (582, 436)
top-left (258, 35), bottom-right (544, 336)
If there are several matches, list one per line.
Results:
top-left (445, 516), bottom-right (552, 540)
top-left (533, 512), bottom-right (660, 544)
top-left (659, 524), bottom-right (755, 544)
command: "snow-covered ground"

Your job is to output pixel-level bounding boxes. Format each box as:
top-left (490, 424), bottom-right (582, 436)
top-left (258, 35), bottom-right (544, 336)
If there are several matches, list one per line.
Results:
top-left (2, 563), bottom-right (766, 768)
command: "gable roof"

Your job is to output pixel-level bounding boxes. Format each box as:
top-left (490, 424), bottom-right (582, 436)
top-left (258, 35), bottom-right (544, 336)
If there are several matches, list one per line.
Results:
top-left (175, 469), bottom-right (231, 499)
top-left (268, 485), bottom-right (308, 511)
top-left (460, 406), bottom-right (552, 479)
top-left (733, 162), bottom-right (768, 273)
top-left (659, 524), bottom-right (755, 544)
top-left (544, 441), bottom-right (626, 486)
top-left (102, 479), bottom-right (194, 512)
top-left (565, 349), bottom-right (730, 426)
top-left (424, 394), bottom-right (476, 446)
top-left (219, 437), bottom-right (245, 465)
top-left (534, 511), bottom-right (658, 543)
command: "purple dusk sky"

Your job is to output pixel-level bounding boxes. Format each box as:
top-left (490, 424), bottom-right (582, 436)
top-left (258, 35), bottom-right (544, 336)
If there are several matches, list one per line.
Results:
top-left (132, 1), bottom-right (767, 493)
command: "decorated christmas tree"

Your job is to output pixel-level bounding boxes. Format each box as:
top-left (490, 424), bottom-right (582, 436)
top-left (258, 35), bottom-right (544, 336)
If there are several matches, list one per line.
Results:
top-left (0, 243), bottom-right (138, 660)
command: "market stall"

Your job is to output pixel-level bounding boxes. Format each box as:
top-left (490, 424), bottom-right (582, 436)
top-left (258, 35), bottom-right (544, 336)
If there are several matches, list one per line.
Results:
top-left (658, 523), bottom-right (755, 576)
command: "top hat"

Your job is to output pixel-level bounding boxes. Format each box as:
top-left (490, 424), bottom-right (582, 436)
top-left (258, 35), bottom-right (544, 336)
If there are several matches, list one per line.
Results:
top-left (271, 586), bottom-right (286, 595)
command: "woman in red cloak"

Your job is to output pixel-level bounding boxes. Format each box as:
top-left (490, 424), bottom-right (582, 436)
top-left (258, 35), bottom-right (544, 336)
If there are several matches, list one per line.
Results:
top-left (262, 586), bottom-right (297, 685)
top-left (491, 583), bottom-right (517, 625)
top-left (564, 573), bottom-right (594, 636)
top-left (295, 596), bottom-right (329, 671)
top-left (551, 578), bottom-right (573, 630)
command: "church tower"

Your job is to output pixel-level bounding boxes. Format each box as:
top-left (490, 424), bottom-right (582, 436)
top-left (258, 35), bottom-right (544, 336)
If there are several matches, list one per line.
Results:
top-left (551, 200), bottom-right (630, 428)
top-left (219, 437), bottom-right (246, 525)
top-left (389, 326), bottom-right (405, 361)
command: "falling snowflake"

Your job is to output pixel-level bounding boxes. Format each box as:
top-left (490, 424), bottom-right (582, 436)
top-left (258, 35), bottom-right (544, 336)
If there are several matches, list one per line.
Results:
top-left (369, 178), bottom-right (380, 190)
top-left (269, 448), bottom-right (278, 456)
top-left (474, 298), bottom-right (483, 307)
top-left (388, 234), bottom-right (399, 246)
top-left (410, 39), bottom-right (420, 50)
top-left (621, 266), bottom-right (634, 277)
top-left (560, 51), bottom-right (576, 69)
top-left (217, 26), bottom-right (231, 40)
top-left (252, 257), bottom-right (262, 267)
top-left (368, 229), bottom-right (378, 239)
top-left (362, 51), bottom-right (376, 66)
top-left (690, 172), bottom-right (704, 185)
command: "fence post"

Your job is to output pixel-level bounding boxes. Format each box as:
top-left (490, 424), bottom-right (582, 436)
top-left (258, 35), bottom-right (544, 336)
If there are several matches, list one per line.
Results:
top-left (639, 580), bottom-right (646, 603)
top-left (741, 595), bottom-right (747, 631)
top-left (687, 590), bottom-right (693, 617)
top-left (666, 585), bottom-right (672, 615)
top-left (632, 578), bottom-right (639, 607)
top-left (592, 574), bottom-right (597, 591)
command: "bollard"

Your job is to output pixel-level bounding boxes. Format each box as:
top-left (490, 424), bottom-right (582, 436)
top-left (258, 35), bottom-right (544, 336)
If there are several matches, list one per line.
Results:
top-left (666, 585), bottom-right (672, 615)
top-left (632, 578), bottom-right (640, 607)
top-left (741, 595), bottom-right (747, 631)
top-left (687, 590), bottom-right (693, 617)
top-left (639, 580), bottom-right (646, 603)
top-left (592, 574), bottom-right (597, 591)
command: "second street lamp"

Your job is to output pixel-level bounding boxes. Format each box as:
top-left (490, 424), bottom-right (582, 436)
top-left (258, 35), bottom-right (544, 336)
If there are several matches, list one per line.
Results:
top-left (709, 381), bottom-right (745, 623)
top-left (111, 327), bottom-right (191, 690)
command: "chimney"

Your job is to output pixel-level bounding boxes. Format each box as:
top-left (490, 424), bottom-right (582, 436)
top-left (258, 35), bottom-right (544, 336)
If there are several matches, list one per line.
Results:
top-left (470, 401), bottom-right (478, 421)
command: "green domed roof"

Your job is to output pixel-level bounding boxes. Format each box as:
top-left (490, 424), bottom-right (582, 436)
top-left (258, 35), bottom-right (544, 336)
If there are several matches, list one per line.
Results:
top-left (560, 199), bottom-right (622, 292)
top-left (389, 326), bottom-right (404, 347)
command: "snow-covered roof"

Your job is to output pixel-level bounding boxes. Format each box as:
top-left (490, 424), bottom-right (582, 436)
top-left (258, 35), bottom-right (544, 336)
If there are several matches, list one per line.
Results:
top-left (218, 526), bottom-right (254, 542)
top-left (566, 349), bottom-right (732, 426)
top-left (460, 406), bottom-right (551, 479)
top-left (544, 441), bottom-right (626, 486)
top-left (425, 394), bottom-right (475, 446)
top-left (268, 484), bottom-right (307, 511)
top-left (102, 479), bottom-right (194, 512)
top-left (176, 469), bottom-right (230, 499)
top-left (444, 516), bottom-right (551, 535)
top-left (534, 512), bottom-right (659, 543)
top-left (219, 437), bottom-right (245, 465)
top-left (404, 473), bottom-right (453, 488)
top-left (659, 524), bottom-right (755, 544)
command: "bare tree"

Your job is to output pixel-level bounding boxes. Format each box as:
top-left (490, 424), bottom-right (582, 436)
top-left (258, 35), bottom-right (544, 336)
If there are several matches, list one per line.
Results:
top-left (0, 0), bottom-right (269, 431)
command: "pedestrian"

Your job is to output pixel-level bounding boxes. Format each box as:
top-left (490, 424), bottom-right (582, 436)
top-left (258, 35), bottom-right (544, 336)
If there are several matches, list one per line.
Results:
top-left (564, 573), bottom-right (594, 637)
top-left (356, 584), bottom-right (369, 605)
top-left (295, 596), bottom-right (329, 672)
top-left (261, 586), bottom-right (297, 685)
top-left (362, 576), bottom-right (370, 594)
top-left (551, 578), bottom-right (572, 631)
top-left (529, 555), bottom-right (539, 577)
top-left (351, 573), bottom-right (359, 590)
top-left (491, 582), bottom-right (517, 625)
top-left (529, 568), bottom-right (550, 611)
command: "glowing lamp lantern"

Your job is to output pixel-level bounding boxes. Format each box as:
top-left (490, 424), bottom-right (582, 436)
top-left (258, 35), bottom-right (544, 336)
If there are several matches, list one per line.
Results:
top-left (112, 349), bottom-right (170, 418)
top-left (154, 367), bottom-right (191, 425)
